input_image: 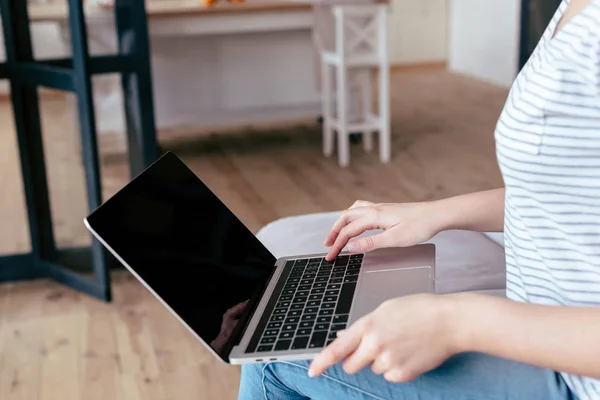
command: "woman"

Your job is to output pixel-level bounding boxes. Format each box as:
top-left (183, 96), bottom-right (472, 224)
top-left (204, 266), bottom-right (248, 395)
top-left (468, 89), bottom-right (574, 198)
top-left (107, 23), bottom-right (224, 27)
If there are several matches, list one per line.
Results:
top-left (238, 0), bottom-right (600, 398)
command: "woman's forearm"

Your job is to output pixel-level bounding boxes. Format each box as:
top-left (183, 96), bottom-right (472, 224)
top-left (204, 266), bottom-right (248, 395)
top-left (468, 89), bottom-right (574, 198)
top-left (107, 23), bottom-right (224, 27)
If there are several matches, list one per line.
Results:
top-left (448, 293), bottom-right (600, 379)
top-left (432, 188), bottom-right (505, 232)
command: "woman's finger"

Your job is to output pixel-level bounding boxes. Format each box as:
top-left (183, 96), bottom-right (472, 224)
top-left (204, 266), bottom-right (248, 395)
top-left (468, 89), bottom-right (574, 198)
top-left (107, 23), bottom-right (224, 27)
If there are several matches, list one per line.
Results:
top-left (341, 337), bottom-right (380, 375)
top-left (308, 322), bottom-right (364, 377)
top-left (326, 217), bottom-right (379, 260)
top-left (346, 232), bottom-right (391, 253)
top-left (384, 367), bottom-right (412, 383)
top-left (349, 200), bottom-right (375, 209)
top-left (370, 352), bottom-right (392, 375)
top-left (324, 207), bottom-right (370, 250)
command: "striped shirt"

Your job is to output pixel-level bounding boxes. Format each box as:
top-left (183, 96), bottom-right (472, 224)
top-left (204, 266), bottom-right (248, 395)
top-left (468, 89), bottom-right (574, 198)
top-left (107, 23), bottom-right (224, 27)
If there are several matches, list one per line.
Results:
top-left (495, 1), bottom-right (600, 398)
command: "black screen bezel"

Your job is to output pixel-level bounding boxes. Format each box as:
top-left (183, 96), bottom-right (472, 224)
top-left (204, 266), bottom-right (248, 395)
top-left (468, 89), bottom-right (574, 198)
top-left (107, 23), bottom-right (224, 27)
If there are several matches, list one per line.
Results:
top-left (85, 151), bottom-right (277, 362)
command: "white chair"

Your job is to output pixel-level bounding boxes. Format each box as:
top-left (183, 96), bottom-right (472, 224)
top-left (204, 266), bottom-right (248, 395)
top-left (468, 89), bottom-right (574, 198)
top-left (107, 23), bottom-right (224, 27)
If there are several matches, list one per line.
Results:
top-left (315, 4), bottom-right (391, 167)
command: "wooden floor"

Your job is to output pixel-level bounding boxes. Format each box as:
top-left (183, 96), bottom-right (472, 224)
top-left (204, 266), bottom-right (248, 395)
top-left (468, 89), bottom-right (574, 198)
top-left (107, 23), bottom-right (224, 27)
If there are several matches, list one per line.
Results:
top-left (0, 69), bottom-right (507, 400)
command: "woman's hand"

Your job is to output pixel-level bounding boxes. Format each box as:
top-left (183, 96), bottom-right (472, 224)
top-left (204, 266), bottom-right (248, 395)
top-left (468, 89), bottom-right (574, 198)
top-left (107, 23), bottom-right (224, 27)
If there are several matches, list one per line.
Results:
top-left (308, 294), bottom-right (459, 382)
top-left (325, 200), bottom-right (444, 260)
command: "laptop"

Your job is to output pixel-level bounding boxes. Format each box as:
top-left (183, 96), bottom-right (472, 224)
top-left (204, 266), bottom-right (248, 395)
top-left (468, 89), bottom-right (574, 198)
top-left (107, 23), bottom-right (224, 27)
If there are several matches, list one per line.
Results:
top-left (84, 152), bottom-right (435, 365)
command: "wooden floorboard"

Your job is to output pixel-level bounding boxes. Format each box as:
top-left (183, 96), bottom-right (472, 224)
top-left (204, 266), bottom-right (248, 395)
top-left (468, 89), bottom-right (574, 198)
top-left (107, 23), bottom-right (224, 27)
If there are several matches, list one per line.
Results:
top-left (0, 69), bottom-right (507, 400)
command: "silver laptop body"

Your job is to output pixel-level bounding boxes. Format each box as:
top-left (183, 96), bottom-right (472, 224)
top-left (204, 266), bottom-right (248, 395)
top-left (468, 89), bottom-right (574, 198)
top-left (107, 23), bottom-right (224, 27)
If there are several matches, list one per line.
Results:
top-left (84, 152), bottom-right (436, 365)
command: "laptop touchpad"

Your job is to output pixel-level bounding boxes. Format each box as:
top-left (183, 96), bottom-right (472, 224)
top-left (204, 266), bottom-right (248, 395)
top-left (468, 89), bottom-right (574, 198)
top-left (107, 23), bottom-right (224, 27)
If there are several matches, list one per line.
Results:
top-left (350, 268), bottom-right (432, 323)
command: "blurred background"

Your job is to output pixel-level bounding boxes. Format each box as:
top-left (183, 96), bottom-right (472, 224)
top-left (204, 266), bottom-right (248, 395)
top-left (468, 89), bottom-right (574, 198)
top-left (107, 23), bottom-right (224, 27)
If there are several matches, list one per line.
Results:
top-left (0, 0), bottom-right (559, 399)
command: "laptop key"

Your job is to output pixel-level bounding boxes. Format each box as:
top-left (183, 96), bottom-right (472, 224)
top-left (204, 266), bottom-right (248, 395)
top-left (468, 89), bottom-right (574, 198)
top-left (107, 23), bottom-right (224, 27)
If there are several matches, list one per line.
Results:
top-left (304, 307), bottom-right (319, 314)
top-left (308, 294), bottom-right (322, 301)
top-left (261, 337), bottom-right (276, 344)
top-left (327, 284), bottom-right (341, 290)
top-left (330, 278), bottom-right (343, 284)
top-left (299, 285), bottom-right (312, 291)
top-left (335, 255), bottom-right (349, 266)
top-left (321, 303), bottom-right (336, 309)
top-left (319, 309), bottom-right (333, 316)
top-left (257, 345), bottom-right (273, 352)
top-left (297, 328), bottom-right (312, 336)
top-left (307, 300), bottom-right (320, 307)
top-left (314, 282), bottom-right (327, 288)
top-left (285, 317), bottom-right (300, 324)
top-left (300, 279), bottom-right (312, 285)
top-left (333, 315), bottom-right (349, 324)
top-left (301, 314), bottom-right (317, 322)
top-left (324, 296), bottom-right (336, 302)
top-left (317, 271), bottom-right (331, 277)
top-left (315, 323), bottom-right (329, 331)
top-left (292, 336), bottom-right (310, 350)
top-left (291, 304), bottom-right (303, 310)
top-left (284, 283), bottom-right (298, 290)
top-left (289, 310), bottom-right (302, 317)
top-left (325, 290), bottom-right (339, 296)
top-left (275, 339), bottom-right (292, 351)
top-left (303, 273), bottom-right (316, 280)
top-left (296, 291), bottom-right (309, 297)
top-left (335, 283), bottom-right (356, 314)
top-left (273, 308), bottom-right (287, 315)
top-left (333, 267), bottom-right (346, 273)
top-left (280, 295), bottom-right (293, 301)
top-left (288, 277), bottom-right (300, 284)
top-left (309, 331), bottom-right (327, 348)
top-left (332, 272), bottom-right (345, 279)
top-left (316, 277), bottom-right (328, 283)
top-left (328, 331), bottom-right (338, 339)
top-left (335, 282), bottom-right (357, 315)
top-left (331, 323), bottom-right (347, 332)
top-left (346, 270), bottom-right (360, 276)
top-left (283, 324), bottom-right (298, 332)
top-left (322, 259), bottom-right (334, 266)
top-left (267, 322), bottom-right (282, 329)
top-left (317, 316), bottom-right (331, 323)
top-left (282, 289), bottom-right (295, 295)
top-left (344, 275), bottom-right (359, 283)
top-left (311, 288), bottom-right (325, 294)
top-left (299, 321), bottom-right (314, 328)
top-left (350, 254), bottom-right (364, 259)
top-left (280, 331), bottom-right (293, 339)
top-left (264, 329), bottom-right (279, 336)
top-left (309, 258), bottom-right (323, 263)
top-left (294, 259), bottom-right (308, 266)
top-left (271, 315), bottom-right (285, 322)
top-left (293, 297), bottom-right (308, 304)
top-left (289, 271), bottom-right (303, 278)
top-left (276, 301), bottom-right (290, 308)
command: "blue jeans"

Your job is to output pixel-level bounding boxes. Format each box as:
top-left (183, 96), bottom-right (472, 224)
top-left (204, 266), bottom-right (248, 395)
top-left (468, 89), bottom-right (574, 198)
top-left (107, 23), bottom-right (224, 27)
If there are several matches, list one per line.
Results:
top-left (238, 352), bottom-right (576, 400)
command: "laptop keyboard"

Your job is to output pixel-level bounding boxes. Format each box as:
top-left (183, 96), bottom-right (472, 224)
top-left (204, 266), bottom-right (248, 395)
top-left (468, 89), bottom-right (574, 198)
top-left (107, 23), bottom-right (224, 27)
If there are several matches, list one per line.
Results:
top-left (245, 254), bottom-right (363, 354)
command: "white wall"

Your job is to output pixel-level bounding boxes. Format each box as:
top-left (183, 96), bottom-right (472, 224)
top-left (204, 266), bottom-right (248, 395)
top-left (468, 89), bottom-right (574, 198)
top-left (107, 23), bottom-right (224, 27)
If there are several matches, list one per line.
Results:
top-left (448, 0), bottom-right (521, 87)
top-left (390, 0), bottom-right (448, 64)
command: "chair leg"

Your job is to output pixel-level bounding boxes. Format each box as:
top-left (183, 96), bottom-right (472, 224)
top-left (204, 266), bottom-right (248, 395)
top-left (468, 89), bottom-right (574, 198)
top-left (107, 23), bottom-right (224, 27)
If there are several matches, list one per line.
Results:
top-left (336, 63), bottom-right (350, 167)
top-left (378, 6), bottom-right (391, 163)
top-left (361, 69), bottom-right (373, 152)
top-left (322, 61), bottom-right (334, 157)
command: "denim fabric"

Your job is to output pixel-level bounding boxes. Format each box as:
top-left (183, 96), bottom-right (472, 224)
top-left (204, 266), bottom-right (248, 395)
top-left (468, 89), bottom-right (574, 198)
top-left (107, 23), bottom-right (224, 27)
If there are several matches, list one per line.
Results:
top-left (238, 352), bottom-right (577, 400)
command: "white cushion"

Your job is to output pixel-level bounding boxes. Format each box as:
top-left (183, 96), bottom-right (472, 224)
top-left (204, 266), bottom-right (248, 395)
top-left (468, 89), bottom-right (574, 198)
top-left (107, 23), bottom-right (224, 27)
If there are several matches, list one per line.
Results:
top-left (257, 212), bottom-right (507, 296)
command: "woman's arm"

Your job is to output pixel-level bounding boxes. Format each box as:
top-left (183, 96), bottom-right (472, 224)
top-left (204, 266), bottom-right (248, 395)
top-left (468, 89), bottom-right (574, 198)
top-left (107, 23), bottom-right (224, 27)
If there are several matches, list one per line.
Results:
top-left (451, 293), bottom-right (600, 379)
top-left (308, 293), bottom-right (600, 381)
top-left (325, 188), bottom-right (506, 259)
top-left (434, 187), bottom-right (505, 233)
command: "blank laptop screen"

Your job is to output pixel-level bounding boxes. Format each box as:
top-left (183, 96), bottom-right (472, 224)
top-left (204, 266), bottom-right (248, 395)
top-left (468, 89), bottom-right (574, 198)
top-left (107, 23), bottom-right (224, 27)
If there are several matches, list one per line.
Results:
top-left (86, 152), bottom-right (277, 361)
